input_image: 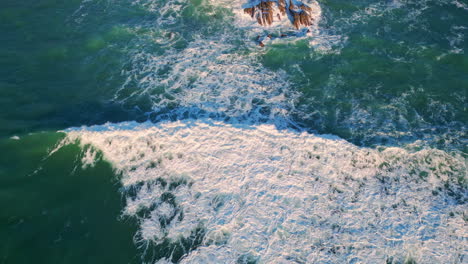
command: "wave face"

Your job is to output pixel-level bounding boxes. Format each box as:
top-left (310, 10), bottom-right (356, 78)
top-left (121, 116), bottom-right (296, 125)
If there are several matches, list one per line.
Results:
top-left (62, 120), bottom-right (466, 263)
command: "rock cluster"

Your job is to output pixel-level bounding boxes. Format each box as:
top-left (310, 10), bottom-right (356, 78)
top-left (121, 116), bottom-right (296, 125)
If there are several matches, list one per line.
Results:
top-left (243, 0), bottom-right (314, 29)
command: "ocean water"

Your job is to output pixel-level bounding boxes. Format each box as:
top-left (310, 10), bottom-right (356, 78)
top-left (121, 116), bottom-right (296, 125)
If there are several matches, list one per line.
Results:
top-left (0, 0), bottom-right (466, 263)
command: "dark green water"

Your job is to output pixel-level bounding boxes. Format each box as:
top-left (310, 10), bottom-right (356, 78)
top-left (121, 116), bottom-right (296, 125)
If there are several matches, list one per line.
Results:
top-left (1, 0), bottom-right (467, 263)
top-left (0, 134), bottom-right (139, 263)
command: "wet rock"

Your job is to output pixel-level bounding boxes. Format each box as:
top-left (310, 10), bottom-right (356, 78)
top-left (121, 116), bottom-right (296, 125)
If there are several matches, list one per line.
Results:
top-left (243, 0), bottom-right (315, 29)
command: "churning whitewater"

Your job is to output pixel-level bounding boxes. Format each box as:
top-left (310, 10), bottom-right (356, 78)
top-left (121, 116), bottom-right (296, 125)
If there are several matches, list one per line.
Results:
top-left (46, 0), bottom-right (467, 263)
top-left (113, 0), bottom-right (322, 127)
top-left (61, 120), bottom-right (465, 263)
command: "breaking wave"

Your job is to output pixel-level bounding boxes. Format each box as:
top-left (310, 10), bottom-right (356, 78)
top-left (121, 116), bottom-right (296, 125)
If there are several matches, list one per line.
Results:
top-left (58, 120), bottom-right (466, 263)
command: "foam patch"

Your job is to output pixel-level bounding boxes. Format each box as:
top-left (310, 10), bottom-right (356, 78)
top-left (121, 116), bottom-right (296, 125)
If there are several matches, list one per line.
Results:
top-left (61, 120), bottom-right (467, 263)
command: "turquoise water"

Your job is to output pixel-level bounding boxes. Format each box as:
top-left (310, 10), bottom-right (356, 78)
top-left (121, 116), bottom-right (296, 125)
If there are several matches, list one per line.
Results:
top-left (1, 0), bottom-right (467, 263)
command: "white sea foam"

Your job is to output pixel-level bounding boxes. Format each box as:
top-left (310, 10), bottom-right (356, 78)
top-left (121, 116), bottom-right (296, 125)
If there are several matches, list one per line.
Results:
top-left (218, 0), bottom-right (342, 54)
top-left (132, 0), bottom-right (188, 25)
top-left (62, 120), bottom-right (467, 263)
top-left (115, 36), bottom-right (300, 126)
top-left (112, 0), bottom-right (330, 128)
top-left (452, 0), bottom-right (468, 11)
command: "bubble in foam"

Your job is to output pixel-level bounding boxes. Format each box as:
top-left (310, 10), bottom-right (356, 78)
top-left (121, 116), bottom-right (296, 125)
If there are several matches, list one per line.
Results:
top-left (62, 120), bottom-right (467, 263)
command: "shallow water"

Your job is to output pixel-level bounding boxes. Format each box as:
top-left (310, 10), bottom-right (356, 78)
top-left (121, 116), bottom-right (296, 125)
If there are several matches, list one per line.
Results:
top-left (1, 0), bottom-right (467, 263)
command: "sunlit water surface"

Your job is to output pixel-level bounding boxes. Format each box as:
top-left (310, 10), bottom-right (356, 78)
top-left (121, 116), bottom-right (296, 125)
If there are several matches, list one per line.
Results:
top-left (0, 0), bottom-right (466, 263)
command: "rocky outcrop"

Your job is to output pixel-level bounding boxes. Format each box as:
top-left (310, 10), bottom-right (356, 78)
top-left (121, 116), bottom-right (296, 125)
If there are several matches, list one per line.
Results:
top-left (243, 0), bottom-right (314, 29)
